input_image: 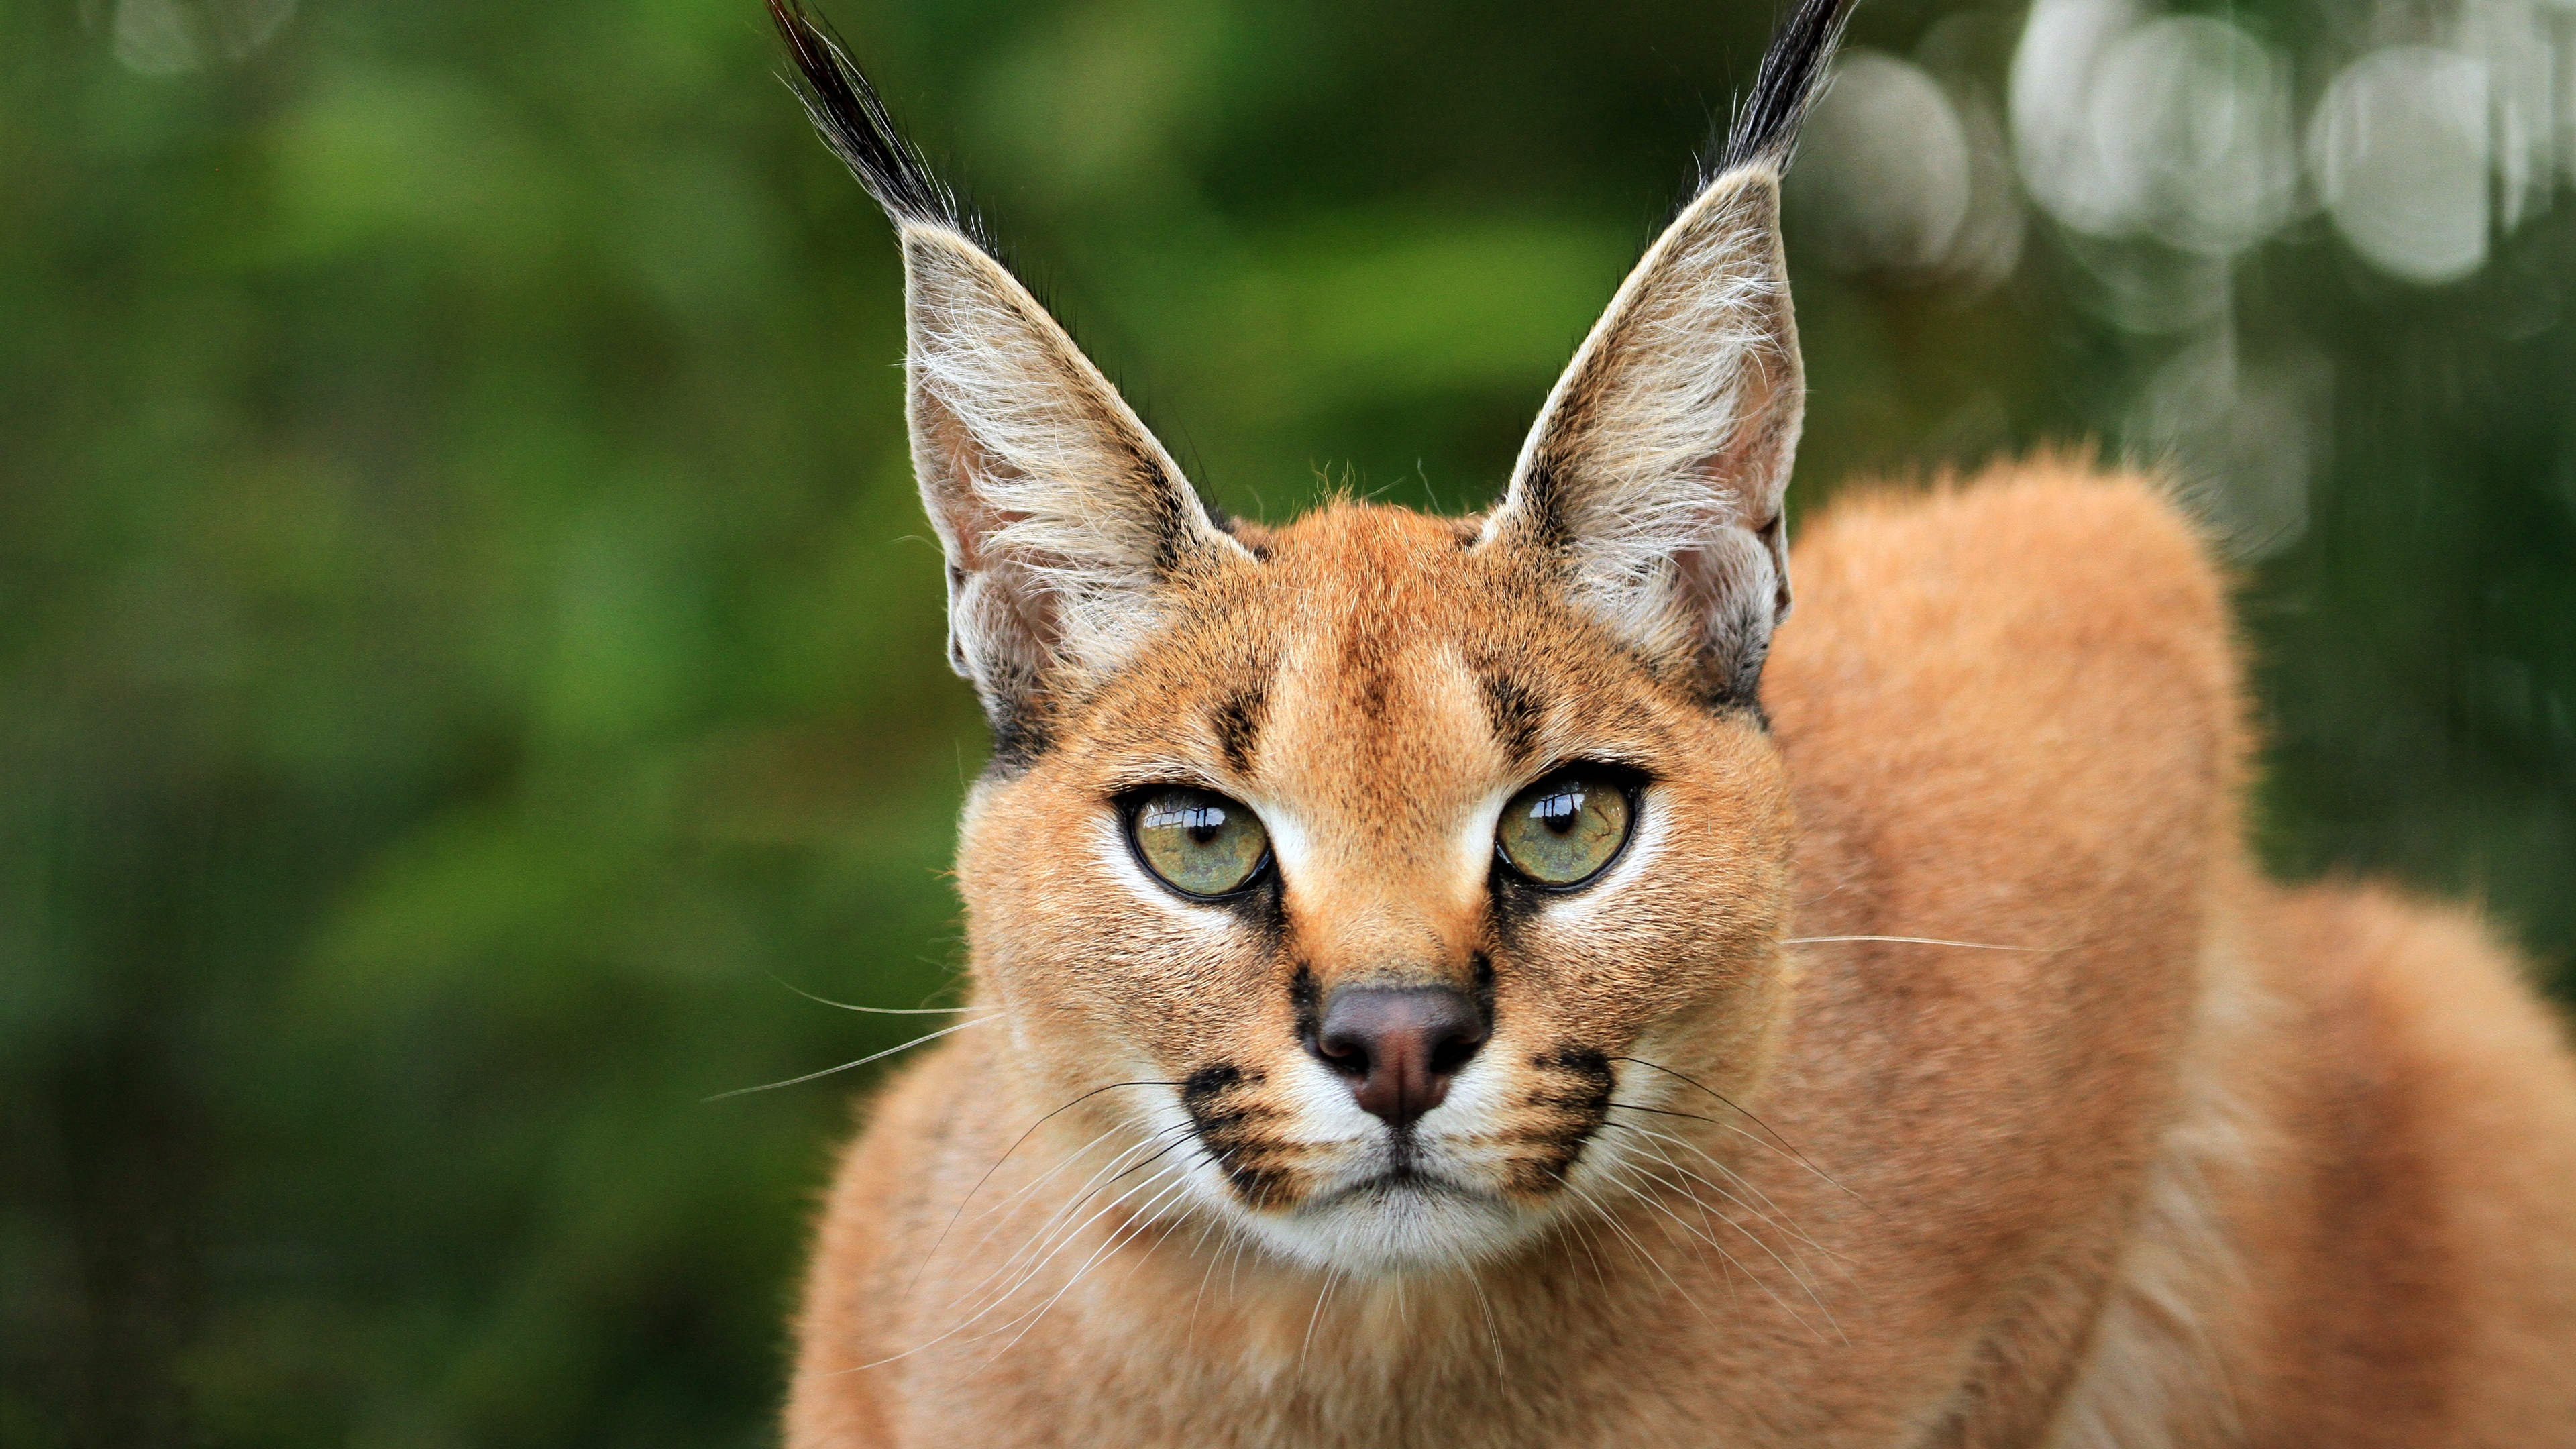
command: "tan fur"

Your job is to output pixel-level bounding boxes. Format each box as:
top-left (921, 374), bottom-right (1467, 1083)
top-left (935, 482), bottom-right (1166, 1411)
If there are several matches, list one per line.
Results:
top-left (765, 10), bottom-right (2576, 1434)
top-left (784, 465), bottom-right (2576, 1446)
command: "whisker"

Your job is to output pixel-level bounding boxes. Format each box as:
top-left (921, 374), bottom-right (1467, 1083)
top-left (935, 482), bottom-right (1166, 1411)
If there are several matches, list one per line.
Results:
top-left (767, 973), bottom-right (985, 1012)
top-left (1601, 1121), bottom-right (1853, 1269)
top-left (904, 1080), bottom-right (1180, 1299)
top-left (1616, 1130), bottom-right (1754, 1268)
top-left (1465, 1265), bottom-right (1509, 1379)
top-left (1185, 1157), bottom-right (1245, 1336)
top-left (1565, 1215), bottom-right (1616, 1295)
top-left (1102, 1124), bottom-right (1210, 1187)
top-left (936, 1126), bottom-right (1178, 1323)
top-left (969, 1165), bottom-right (1204, 1371)
top-left (1596, 1163), bottom-right (1837, 1342)
top-left (1607, 1095), bottom-right (1870, 1210)
top-left (979, 1121), bottom-right (1199, 1284)
top-left (1633, 1124), bottom-right (1862, 1265)
top-left (1609, 1059), bottom-right (1868, 1208)
top-left (959, 1122), bottom-right (1126, 1244)
top-left (875, 1139), bottom-right (1194, 1371)
top-left (1568, 1182), bottom-right (1719, 1334)
top-left (1613, 1125), bottom-right (1872, 1330)
top-left (1604, 1156), bottom-right (1846, 1344)
top-left (947, 1123), bottom-right (1197, 1317)
top-left (1604, 1159), bottom-right (1728, 1282)
top-left (1298, 1267), bottom-right (1342, 1373)
top-left (705, 1015), bottom-right (996, 1101)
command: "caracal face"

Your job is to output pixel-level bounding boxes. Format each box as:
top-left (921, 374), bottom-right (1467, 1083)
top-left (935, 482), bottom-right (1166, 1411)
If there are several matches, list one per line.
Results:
top-left (771, 0), bottom-right (1817, 1279)
top-left (954, 502), bottom-right (1793, 1274)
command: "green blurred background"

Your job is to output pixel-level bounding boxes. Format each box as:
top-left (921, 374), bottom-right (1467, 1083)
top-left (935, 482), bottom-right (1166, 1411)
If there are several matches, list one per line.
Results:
top-left (5, 0), bottom-right (2571, 1442)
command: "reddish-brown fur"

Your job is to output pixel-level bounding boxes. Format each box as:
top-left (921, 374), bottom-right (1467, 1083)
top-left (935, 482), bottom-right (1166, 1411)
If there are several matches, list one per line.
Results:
top-left (785, 466), bottom-right (2576, 1446)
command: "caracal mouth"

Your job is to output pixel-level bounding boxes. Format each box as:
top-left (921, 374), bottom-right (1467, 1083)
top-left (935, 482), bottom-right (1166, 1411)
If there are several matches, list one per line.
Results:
top-left (1233, 1158), bottom-right (1540, 1275)
top-left (1319, 1164), bottom-right (1485, 1208)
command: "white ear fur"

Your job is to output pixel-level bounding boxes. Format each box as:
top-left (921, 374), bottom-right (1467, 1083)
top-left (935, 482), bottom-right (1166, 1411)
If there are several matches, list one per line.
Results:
top-left (1480, 165), bottom-right (1805, 708)
top-left (901, 224), bottom-right (1247, 727)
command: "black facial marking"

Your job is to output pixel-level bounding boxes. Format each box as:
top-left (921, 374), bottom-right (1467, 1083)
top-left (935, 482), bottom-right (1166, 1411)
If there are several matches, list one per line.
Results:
top-left (1480, 672), bottom-right (1545, 765)
top-left (1470, 952), bottom-right (1498, 1032)
top-left (1211, 685), bottom-right (1267, 777)
top-left (1508, 1046), bottom-right (1615, 1193)
top-left (1182, 1063), bottom-right (1250, 1114)
top-left (982, 692), bottom-right (1055, 777)
top-left (1236, 868), bottom-right (1289, 943)
top-left (1181, 1062), bottom-right (1296, 1208)
top-left (1289, 964), bottom-right (1322, 1051)
top-left (1534, 1046), bottom-right (1613, 1098)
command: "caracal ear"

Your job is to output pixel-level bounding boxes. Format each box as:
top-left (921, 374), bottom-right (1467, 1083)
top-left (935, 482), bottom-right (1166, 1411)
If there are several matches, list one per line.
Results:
top-left (770, 1), bottom-right (1248, 749)
top-left (1480, 0), bottom-right (1849, 711)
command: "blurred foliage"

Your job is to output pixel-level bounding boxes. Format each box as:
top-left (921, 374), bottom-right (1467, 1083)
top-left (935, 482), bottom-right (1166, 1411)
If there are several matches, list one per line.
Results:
top-left (2, 0), bottom-right (2569, 1444)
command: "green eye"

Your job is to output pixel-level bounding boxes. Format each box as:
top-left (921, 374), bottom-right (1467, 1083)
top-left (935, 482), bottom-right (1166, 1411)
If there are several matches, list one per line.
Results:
top-left (1496, 771), bottom-right (1633, 888)
top-left (1128, 787), bottom-right (1271, 899)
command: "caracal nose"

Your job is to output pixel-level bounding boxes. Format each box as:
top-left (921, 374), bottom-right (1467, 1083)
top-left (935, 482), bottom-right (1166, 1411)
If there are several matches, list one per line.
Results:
top-left (1308, 986), bottom-right (1489, 1128)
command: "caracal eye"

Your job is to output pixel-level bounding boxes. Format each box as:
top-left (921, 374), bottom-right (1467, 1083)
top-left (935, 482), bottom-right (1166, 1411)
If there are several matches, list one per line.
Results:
top-left (1128, 787), bottom-right (1271, 899)
top-left (1495, 770), bottom-right (1633, 888)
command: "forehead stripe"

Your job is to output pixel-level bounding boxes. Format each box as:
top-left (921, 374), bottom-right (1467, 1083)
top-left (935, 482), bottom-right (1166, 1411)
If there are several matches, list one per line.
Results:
top-left (1481, 671), bottom-right (1545, 766)
top-left (1212, 681), bottom-right (1269, 777)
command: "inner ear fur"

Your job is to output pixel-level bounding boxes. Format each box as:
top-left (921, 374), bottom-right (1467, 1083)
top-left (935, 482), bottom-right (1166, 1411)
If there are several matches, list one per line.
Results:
top-left (1485, 170), bottom-right (1803, 710)
top-left (1479, 0), bottom-right (1845, 710)
top-left (900, 226), bottom-right (1245, 723)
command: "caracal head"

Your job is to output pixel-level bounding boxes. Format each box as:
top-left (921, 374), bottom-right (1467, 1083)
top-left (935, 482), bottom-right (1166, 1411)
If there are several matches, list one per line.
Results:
top-left (774, 0), bottom-right (1837, 1274)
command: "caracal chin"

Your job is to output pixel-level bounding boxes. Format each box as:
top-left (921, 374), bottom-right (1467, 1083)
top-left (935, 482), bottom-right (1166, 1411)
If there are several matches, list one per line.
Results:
top-left (764, 1), bottom-right (2576, 1443)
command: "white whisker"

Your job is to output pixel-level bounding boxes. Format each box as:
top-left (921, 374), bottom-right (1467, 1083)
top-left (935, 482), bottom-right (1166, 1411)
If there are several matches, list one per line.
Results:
top-left (945, 1124), bottom-right (1193, 1320)
top-left (1605, 1155), bottom-right (1845, 1344)
top-left (1568, 1182), bottom-right (1717, 1334)
top-left (906, 1080), bottom-right (1179, 1300)
top-left (1603, 1120), bottom-right (1854, 1269)
top-left (1298, 1267), bottom-right (1342, 1373)
top-left (705, 1015), bottom-right (996, 1101)
top-left (768, 974), bottom-right (985, 1012)
top-left (968, 1167), bottom-right (1203, 1371)
top-left (858, 1137), bottom-right (1192, 1373)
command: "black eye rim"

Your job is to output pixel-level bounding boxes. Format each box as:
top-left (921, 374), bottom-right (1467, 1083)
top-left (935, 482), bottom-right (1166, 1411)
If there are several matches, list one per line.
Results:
top-left (1118, 784), bottom-right (1276, 903)
top-left (1492, 763), bottom-right (1646, 894)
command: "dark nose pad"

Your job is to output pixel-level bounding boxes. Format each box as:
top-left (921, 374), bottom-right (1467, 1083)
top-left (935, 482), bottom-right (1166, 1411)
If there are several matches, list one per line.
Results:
top-left (1307, 986), bottom-right (1490, 1128)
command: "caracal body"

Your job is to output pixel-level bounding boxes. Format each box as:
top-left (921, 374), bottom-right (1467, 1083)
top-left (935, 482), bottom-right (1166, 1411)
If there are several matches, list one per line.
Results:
top-left (763, 0), bottom-right (2576, 1441)
top-left (788, 472), bottom-right (2576, 1446)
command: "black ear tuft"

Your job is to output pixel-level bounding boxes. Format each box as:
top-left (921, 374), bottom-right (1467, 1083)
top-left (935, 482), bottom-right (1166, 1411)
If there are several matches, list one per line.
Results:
top-left (1717, 0), bottom-right (1856, 172)
top-left (767, 0), bottom-right (971, 235)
